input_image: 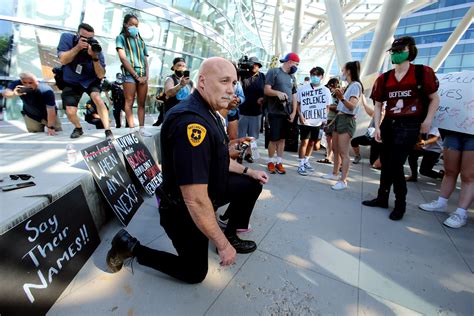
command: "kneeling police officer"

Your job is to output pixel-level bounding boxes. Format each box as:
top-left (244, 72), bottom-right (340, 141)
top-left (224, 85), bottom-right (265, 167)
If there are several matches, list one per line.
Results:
top-left (106, 57), bottom-right (268, 284)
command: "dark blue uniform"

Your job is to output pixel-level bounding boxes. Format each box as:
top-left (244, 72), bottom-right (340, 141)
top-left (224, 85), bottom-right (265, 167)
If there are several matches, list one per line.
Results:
top-left (132, 90), bottom-right (262, 283)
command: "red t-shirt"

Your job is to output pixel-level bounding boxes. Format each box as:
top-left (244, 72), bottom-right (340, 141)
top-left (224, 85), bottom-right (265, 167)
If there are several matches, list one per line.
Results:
top-left (371, 64), bottom-right (439, 119)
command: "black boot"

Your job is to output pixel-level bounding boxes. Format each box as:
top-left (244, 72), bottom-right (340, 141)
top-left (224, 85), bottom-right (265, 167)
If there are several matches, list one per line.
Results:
top-left (389, 201), bottom-right (406, 221)
top-left (106, 229), bottom-right (139, 273)
top-left (226, 235), bottom-right (257, 254)
top-left (362, 188), bottom-right (389, 208)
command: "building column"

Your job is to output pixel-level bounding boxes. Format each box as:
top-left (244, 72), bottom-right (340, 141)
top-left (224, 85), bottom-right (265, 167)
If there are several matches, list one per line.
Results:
top-left (323, 50), bottom-right (336, 83)
top-left (324, 0), bottom-right (352, 69)
top-left (361, 0), bottom-right (406, 77)
top-left (291, 0), bottom-right (304, 53)
top-left (431, 5), bottom-right (474, 71)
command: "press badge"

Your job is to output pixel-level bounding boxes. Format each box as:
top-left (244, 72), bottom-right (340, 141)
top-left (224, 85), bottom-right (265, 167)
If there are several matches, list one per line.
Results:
top-left (75, 64), bottom-right (83, 74)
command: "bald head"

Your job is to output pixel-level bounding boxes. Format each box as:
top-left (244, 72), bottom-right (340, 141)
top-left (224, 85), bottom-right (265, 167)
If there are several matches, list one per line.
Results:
top-left (197, 57), bottom-right (237, 111)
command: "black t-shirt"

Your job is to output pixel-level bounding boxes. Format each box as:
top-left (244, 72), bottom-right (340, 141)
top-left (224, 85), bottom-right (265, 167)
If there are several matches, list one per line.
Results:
top-left (7, 80), bottom-right (56, 122)
top-left (240, 72), bottom-right (266, 116)
top-left (160, 91), bottom-right (230, 202)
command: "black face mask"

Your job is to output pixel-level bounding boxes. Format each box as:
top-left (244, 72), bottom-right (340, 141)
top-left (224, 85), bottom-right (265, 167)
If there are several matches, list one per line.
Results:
top-left (175, 70), bottom-right (183, 77)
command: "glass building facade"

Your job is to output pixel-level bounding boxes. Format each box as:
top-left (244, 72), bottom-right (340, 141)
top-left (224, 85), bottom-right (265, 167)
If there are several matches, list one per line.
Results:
top-left (335, 0), bottom-right (474, 75)
top-left (0, 0), bottom-right (268, 120)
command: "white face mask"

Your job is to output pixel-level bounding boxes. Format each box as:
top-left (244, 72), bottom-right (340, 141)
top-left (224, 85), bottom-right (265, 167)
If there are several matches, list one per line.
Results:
top-left (340, 73), bottom-right (347, 81)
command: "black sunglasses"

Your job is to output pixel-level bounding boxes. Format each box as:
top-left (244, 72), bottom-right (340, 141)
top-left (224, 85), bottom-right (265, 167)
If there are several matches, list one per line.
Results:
top-left (10, 174), bottom-right (34, 180)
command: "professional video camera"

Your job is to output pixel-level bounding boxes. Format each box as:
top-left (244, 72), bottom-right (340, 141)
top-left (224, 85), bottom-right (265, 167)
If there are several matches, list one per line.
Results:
top-left (237, 55), bottom-right (254, 78)
top-left (86, 38), bottom-right (102, 53)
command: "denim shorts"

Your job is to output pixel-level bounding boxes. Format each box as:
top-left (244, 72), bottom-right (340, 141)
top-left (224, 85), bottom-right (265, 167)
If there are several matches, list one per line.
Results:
top-left (443, 133), bottom-right (474, 151)
top-left (123, 74), bottom-right (136, 84)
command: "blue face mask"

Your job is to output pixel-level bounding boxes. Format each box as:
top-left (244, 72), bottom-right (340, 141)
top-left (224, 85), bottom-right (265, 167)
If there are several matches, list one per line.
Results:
top-left (289, 65), bottom-right (298, 75)
top-left (310, 76), bottom-right (321, 85)
top-left (128, 26), bottom-right (139, 37)
top-left (340, 73), bottom-right (347, 81)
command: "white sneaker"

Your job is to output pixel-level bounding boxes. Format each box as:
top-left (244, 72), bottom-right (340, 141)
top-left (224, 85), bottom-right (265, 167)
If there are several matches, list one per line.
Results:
top-left (139, 127), bottom-right (153, 137)
top-left (419, 200), bottom-right (448, 212)
top-left (304, 162), bottom-right (315, 172)
top-left (297, 166), bottom-right (308, 176)
top-left (322, 173), bottom-right (339, 180)
top-left (443, 212), bottom-right (467, 229)
top-left (332, 180), bottom-right (347, 190)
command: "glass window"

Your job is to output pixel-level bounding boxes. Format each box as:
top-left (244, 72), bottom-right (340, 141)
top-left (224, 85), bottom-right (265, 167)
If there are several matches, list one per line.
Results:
top-left (444, 55), bottom-right (462, 68)
top-left (451, 44), bottom-right (464, 54)
top-left (415, 57), bottom-right (429, 65)
top-left (417, 48), bottom-right (430, 56)
top-left (419, 23), bottom-right (434, 32)
top-left (16, 0), bottom-right (84, 29)
top-left (434, 21), bottom-right (451, 30)
top-left (419, 14), bottom-right (436, 23)
top-left (461, 55), bottom-right (474, 67)
top-left (436, 11), bottom-right (452, 21)
top-left (405, 25), bottom-right (419, 33)
top-left (405, 16), bottom-right (420, 26)
top-left (450, 19), bottom-right (462, 28)
top-left (0, 21), bottom-right (13, 76)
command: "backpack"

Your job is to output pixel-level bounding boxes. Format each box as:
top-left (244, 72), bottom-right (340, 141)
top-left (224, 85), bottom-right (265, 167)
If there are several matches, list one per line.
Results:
top-left (383, 64), bottom-right (430, 118)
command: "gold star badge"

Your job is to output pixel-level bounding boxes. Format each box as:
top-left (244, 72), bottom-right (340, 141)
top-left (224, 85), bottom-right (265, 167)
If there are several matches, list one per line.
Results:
top-left (187, 123), bottom-right (207, 147)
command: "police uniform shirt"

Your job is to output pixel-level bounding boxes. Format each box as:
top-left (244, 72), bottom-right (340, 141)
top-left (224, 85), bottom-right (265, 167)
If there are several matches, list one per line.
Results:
top-left (371, 64), bottom-right (438, 119)
top-left (160, 91), bottom-right (230, 201)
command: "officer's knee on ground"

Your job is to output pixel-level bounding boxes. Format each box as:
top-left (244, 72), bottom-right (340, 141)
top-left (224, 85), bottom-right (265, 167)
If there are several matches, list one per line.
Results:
top-left (184, 266), bottom-right (208, 284)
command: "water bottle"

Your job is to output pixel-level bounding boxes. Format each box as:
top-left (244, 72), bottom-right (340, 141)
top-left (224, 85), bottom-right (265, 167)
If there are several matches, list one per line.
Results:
top-left (250, 139), bottom-right (260, 160)
top-left (66, 144), bottom-right (77, 164)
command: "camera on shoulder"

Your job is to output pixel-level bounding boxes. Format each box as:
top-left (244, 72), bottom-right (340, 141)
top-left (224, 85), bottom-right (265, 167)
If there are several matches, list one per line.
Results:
top-left (238, 55), bottom-right (254, 79)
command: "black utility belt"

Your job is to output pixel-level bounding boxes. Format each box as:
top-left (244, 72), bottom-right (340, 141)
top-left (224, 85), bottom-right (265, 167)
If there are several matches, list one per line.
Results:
top-left (383, 118), bottom-right (421, 128)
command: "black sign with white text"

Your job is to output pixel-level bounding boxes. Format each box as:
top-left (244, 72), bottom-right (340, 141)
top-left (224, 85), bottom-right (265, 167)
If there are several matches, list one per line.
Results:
top-left (0, 186), bottom-right (100, 316)
top-left (117, 132), bottom-right (162, 196)
top-left (81, 139), bottom-right (143, 226)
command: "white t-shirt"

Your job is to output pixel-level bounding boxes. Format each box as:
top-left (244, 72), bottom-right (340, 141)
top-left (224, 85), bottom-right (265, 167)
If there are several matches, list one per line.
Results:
top-left (296, 83), bottom-right (331, 127)
top-left (423, 127), bottom-right (442, 153)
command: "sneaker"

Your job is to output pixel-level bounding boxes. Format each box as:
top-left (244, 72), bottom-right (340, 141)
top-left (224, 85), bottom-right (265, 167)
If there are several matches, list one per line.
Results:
top-left (352, 155), bottom-right (361, 164)
top-left (443, 212), bottom-right (467, 228)
top-left (321, 173), bottom-right (339, 180)
top-left (331, 180), bottom-right (348, 190)
top-left (304, 162), bottom-right (315, 172)
top-left (419, 200), bottom-right (448, 212)
top-left (70, 127), bottom-right (83, 139)
top-left (297, 166), bottom-right (308, 176)
top-left (105, 129), bottom-right (114, 140)
top-left (139, 127), bottom-right (153, 137)
top-left (275, 163), bottom-right (286, 174)
top-left (267, 162), bottom-right (276, 174)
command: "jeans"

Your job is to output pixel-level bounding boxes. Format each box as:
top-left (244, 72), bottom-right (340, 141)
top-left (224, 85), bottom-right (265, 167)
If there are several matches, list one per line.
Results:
top-left (377, 119), bottom-right (420, 207)
top-left (408, 149), bottom-right (442, 179)
top-left (133, 173), bottom-right (262, 284)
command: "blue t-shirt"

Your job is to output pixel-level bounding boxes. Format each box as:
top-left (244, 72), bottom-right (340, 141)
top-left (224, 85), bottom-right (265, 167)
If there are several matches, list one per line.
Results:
top-left (7, 80), bottom-right (56, 122)
top-left (228, 81), bottom-right (245, 117)
top-left (57, 33), bottom-right (106, 88)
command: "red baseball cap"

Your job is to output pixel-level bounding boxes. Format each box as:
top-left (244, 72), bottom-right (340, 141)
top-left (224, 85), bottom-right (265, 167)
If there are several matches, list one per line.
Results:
top-left (280, 53), bottom-right (300, 63)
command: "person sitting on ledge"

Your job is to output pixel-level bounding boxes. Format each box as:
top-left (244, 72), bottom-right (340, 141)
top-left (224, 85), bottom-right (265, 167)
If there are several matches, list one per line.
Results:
top-left (2, 72), bottom-right (62, 135)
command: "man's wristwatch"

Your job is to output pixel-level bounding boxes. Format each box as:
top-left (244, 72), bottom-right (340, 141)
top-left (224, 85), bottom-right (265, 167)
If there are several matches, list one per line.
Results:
top-left (48, 126), bottom-right (55, 130)
top-left (243, 167), bottom-right (249, 175)
top-left (341, 98), bottom-right (346, 103)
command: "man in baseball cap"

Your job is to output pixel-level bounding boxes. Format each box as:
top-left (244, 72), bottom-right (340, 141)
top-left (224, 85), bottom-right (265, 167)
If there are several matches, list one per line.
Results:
top-left (263, 52), bottom-right (300, 175)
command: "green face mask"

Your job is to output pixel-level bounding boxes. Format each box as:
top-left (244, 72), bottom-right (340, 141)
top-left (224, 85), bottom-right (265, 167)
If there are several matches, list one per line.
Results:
top-left (391, 51), bottom-right (409, 64)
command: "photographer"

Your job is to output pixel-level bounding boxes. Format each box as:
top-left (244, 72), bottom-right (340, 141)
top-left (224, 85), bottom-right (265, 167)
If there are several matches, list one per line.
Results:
top-left (57, 23), bottom-right (112, 139)
top-left (164, 57), bottom-right (193, 113)
top-left (238, 57), bottom-right (265, 162)
top-left (2, 72), bottom-right (62, 135)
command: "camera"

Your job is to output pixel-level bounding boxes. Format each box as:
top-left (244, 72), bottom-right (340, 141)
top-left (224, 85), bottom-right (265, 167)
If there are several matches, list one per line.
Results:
top-left (237, 55), bottom-right (254, 78)
top-left (86, 38), bottom-right (102, 53)
top-left (183, 70), bottom-right (190, 78)
top-left (18, 87), bottom-right (34, 94)
top-left (236, 141), bottom-right (250, 164)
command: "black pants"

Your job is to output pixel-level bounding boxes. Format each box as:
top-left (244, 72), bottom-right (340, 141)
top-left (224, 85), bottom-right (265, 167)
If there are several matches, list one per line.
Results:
top-left (408, 149), bottom-right (442, 179)
top-left (133, 173), bottom-right (262, 284)
top-left (377, 119), bottom-right (420, 207)
top-left (113, 107), bottom-right (129, 128)
top-left (351, 135), bottom-right (382, 165)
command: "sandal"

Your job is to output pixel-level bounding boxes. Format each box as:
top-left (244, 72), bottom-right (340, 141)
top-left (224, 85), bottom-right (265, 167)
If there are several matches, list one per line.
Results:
top-left (317, 158), bottom-right (332, 164)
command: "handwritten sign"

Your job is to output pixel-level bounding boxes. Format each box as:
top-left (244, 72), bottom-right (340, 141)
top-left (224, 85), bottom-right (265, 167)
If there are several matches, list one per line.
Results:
top-left (0, 186), bottom-right (100, 315)
top-left (117, 132), bottom-right (162, 196)
top-left (297, 85), bottom-right (331, 126)
top-left (433, 71), bottom-right (474, 135)
top-left (81, 140), bottom-right (143, 226)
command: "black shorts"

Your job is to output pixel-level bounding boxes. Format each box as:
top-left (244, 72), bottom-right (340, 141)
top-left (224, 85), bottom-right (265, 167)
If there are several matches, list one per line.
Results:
top-left (268, 113), bottom-right (290, 141)
top-left (61, 81), bottom-right (101, 107)
top-left (299, 125), bottom-right (321, 141)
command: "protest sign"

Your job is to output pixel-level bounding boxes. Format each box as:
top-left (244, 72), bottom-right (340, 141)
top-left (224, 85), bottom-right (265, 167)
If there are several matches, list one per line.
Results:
top-left (297, 85), bottom-right (331, 127)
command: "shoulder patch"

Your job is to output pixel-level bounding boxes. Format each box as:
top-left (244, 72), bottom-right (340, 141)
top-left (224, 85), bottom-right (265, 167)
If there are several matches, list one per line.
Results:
top-left (187, 123), bottom-right (207, 147)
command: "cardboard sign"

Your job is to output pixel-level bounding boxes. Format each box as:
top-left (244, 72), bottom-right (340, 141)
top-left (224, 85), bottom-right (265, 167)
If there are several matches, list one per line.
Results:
top-left (0, 186), bottom-right (100, 316)
top-left (81, 139), bottom-right (143, 226)
top-left (433, 71), bottom-right (474, 135)
top-left (297, 85), bottom-right (330, 127)
top-left (116, 132), bottom-right (162, 196)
